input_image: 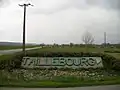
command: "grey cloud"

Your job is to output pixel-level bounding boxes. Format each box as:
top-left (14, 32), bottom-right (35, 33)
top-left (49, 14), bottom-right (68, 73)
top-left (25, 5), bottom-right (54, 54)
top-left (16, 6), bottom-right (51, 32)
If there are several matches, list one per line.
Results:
top-left (105, 0), bottom-right (120, 10)
top-left (70, 0), bottom-right (120, 10)
top-left (0, 0), bottom-right (10, 8)
top-left (0, 0), bottom-right (119, 44)
top-left (28, 0), bottom-right (90, 15)
top-left (26, 7), bottom-right (120, 44)
top-left (29, 0), bottom-right (120, 15)
top-left (86, 0), bottom-right (120, 10)
top-left (30, 4), bottom-right (71, 15)
top-left (28, 0), bottom-right (72, 15)
top-left (29, 0), bottom-right (92, 15)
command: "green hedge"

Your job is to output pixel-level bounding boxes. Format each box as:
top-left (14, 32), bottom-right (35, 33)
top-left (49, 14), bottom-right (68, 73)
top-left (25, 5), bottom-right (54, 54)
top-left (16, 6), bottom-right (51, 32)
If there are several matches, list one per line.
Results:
top-left (0, 52), bottom-right (120, 70)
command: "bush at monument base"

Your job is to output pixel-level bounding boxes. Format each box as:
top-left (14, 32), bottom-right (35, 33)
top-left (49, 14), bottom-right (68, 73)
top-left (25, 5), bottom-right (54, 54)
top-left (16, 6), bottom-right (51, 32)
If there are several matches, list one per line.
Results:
top-left (0, 69), bottom-right (120, 82)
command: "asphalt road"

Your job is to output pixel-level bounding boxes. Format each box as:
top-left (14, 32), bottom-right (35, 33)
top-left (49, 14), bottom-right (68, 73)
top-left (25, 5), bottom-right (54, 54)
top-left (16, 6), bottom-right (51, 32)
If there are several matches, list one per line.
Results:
top-left (0, 47), bottom-right (41, 55)
top-left (0, 85), bottom-right (120, 90)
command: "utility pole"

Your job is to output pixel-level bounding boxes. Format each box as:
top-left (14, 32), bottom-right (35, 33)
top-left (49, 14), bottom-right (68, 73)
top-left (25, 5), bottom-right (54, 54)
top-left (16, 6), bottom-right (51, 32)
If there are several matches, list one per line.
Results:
top-left (104, 32), bottom-right (107, 47)
top-left (19, 3), bottom-right (33, 56)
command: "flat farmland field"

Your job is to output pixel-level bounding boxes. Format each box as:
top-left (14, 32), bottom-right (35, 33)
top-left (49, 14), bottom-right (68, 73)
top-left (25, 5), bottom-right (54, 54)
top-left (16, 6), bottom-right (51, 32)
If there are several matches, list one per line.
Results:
top-left (28, 46), bottom-right (120, 60)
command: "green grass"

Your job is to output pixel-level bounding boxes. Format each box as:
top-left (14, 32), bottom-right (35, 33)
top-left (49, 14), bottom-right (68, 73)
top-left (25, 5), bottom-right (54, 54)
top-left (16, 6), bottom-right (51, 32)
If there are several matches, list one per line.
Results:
top-left (0, 46), bottom-right (120, 88)
top-left (29, 46), bottom-right (120, 53)
top-left (27, 46), bottom-right (120, 60)
top-left (0, 54), bottom-right (13, 61)
top-left (0, 45), bottom-right (39, 50)
top-left (106, 53), bottom-right (120, 60)
top-left (1, 77), bottom-right (120, 88)
top-left (0, 46), bottom-right (120, 61)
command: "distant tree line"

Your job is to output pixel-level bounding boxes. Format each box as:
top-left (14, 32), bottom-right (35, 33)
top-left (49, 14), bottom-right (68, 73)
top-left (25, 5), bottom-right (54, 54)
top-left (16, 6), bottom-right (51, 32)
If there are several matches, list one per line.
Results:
top-left (39, 31), bottom-right (120, 48)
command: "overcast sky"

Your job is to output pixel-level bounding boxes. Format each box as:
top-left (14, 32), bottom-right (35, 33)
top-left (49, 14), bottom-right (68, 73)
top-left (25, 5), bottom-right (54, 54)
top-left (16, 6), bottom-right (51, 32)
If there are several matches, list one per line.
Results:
top-left (0, 0), bottom-right (120, 44)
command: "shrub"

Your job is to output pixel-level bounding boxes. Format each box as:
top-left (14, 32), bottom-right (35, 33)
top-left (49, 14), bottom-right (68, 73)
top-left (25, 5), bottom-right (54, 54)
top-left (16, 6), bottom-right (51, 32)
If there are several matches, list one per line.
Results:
top-left (112, 60), bottom-right (120, 70)
top-left (0, 52), bottom-right (119, 70)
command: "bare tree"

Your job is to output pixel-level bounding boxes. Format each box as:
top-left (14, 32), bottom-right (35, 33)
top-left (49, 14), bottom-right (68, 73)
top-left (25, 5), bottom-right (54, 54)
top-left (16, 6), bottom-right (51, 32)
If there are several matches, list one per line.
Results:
top-left (69, 42), bottom-right (74, 47)
top-left (82, 31), bottom-right (94, 45)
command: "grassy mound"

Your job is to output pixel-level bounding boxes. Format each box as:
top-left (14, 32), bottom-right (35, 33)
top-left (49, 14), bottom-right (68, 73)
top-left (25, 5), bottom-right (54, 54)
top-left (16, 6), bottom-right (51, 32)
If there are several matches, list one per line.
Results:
top-left (0, 50), bottom-right (120, 87)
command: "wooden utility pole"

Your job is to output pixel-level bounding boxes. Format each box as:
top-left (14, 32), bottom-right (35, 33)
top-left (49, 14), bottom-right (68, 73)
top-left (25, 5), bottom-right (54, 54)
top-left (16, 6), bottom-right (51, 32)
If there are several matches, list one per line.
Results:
top-left (19, 3), bottom-right (33, 56)
top-left (104, 32), bottom-right (107, 47)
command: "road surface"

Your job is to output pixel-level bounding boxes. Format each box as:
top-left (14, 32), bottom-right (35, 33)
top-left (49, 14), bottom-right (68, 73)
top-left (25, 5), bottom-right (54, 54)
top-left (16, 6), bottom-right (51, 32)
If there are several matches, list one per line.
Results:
top-left (0, 47), bottom-right (41, 55)
top-left (0, 85), bottom-right (120, 90)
